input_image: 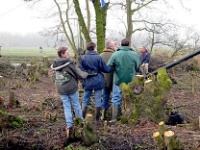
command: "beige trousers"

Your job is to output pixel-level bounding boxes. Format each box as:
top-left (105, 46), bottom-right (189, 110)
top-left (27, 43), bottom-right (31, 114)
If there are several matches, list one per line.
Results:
top-left (140, 63), bottom-right (149, 75)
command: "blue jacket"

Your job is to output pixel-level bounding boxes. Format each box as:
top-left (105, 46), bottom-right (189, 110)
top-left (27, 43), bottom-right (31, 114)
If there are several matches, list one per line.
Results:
top-left (140, 50), bottom-right (151, 64)
top-left (79, 51), bottom-right (113, 90)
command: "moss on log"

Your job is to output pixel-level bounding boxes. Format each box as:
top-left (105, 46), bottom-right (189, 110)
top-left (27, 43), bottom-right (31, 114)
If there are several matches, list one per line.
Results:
top-left (65, 116), bottom-right (97, 146)
top-left (120, 68), bottom-right (173, 124)
top-left (81, 121), bottom-right (97, 146)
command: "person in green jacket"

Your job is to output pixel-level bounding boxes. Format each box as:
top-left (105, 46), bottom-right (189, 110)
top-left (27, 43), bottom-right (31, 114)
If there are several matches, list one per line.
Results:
top-left (107, 38), bottom-right (140, 123)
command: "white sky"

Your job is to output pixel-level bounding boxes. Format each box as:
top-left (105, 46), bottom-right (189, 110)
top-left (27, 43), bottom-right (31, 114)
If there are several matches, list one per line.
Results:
top-left (0, 0), bottom-right (200, 34)
top-left (166, 0), bottom-right (200, 31)
top-left (0, 0), bottom-right (52, 34)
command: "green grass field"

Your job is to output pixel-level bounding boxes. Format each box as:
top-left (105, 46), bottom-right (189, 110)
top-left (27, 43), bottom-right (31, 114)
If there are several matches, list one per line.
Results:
top-left (0, 47), bottom-right (74, 62)
top-left (1, 47), bottom-right (57, 57)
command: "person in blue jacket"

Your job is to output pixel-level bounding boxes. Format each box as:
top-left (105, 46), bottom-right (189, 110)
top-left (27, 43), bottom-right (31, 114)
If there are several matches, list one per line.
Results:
top-left (139, 47), bottom-right (151, 75)
top-left (79, 42), bottom-right (113, 121)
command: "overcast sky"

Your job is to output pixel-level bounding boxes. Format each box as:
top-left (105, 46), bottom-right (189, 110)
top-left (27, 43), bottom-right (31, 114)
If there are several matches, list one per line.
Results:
top-left (0, 0), bottom-right (200, 35)
top-left (166, 0), bottom-right (200, 30)
top-left (0, 0), bottom-right (53, 34)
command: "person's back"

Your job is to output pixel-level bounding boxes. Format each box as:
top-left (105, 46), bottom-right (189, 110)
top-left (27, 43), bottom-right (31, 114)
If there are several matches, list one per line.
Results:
top-left (79, 42), bottom-right (113, 122)
top-left (51, 46), bottom-right (83, 139)
top-left (100, 40), bottom-right (116, 120)
top-left (79, 42), bottom-right (113, 90)
top-left (108, 40), bottom-right (140, 86)
top-left (52, 57), bottom-right (78, 95)
top-left (100, 40), bottom-right (116, 89)
top-left (107, 38), bottom-right (140, 123)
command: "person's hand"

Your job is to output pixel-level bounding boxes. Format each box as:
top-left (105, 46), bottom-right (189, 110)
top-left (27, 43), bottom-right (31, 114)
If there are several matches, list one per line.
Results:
top-left (48, 68), bottom-right (55, 77)
top-left (141, 63), bottom-right (145, 67)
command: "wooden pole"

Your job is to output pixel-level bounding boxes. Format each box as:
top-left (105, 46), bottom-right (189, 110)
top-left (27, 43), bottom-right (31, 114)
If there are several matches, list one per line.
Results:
top-left (199, 116), bottom-right (200, 129)
top-left (85, 113), bottom-right (93, 123)
top-left (158, 121), bottom-right (166, 135)
top-left (153, 131), bottom-right (164, 149)
top-left (164, 130), bottom-right (175, 150)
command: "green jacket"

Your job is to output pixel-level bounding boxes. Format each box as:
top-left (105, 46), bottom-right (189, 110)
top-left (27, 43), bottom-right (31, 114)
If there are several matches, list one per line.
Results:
top-left (107, 46), bottom-right (140, 85)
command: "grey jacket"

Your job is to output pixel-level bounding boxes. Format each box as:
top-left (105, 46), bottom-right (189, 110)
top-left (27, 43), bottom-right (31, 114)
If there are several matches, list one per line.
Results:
top-left (52, 57), bottom-right (79, 95)
top-left (100, 48), bottom-right (115, 89)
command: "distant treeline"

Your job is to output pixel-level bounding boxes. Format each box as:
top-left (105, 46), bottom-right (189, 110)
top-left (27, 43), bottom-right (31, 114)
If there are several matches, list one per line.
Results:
top-left (0, 32), bottom-right (64, 48)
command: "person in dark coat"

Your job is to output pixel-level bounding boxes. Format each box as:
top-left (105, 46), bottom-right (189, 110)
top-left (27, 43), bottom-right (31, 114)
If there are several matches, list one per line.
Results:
top-left (100, 39), bottom-right (117, 120)
top-left (79, 42), bottom-right (113, 121)
top-left (51, 46), bottom-right (83, 138)
top-left (139, 47), bottom-right (151, 75)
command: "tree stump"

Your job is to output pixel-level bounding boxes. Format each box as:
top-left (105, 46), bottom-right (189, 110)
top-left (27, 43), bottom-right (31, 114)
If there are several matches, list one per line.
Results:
top-left (0, 75), bottom-right (5, 87)
top-left (153, 131), bottom-right (164, 149)
top-left (120, 68), bottom-right (172, 124)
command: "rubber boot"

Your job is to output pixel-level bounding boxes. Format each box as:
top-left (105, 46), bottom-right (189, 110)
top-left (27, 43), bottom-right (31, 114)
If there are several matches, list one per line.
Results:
top-left (117, 105), bottom-right (122, 119)
top-left (82, 106), bottom-right (88, 119)
top-left (64, 126), bottom-right (74, 146)
top-left (95, 107), bottom-right (101, 121)
top-left (109, 105), bottom-right (118, 123)
top-left (100, 108), bottom-right (108, 120)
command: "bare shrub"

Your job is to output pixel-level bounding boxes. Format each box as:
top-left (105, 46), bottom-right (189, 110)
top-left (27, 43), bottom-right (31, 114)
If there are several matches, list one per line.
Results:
top-left (149, 52), bottom-right (172, 72)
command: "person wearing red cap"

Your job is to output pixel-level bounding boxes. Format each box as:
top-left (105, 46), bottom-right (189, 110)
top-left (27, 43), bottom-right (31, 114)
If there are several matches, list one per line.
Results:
top-left (139, 47), bottom-right (151, 75)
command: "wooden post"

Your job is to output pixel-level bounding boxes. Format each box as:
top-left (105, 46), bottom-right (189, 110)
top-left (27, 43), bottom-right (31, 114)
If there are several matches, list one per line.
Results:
top-left (104, 121), bottom-right (107, 134)
top-left (0, 96), bottom-right (4, 109)
top-left (158, 121), bottom-right (166, 135)
top-left (144, 79), bottom-right (153, 93)
top-left (132, 75), bottom-right (145, 95)
top-left (153, 131), bottom-right (164, 149)
top-left (134, 75), bottom-right (145, 86)
top-left (199, 116), bottom-right (200, 129)
top-left (164, 130), bottom-right (175, 150)
top-left (0, 76), bottom-right (5, 87)
top-left (85, 113), bottom-right (93, 123)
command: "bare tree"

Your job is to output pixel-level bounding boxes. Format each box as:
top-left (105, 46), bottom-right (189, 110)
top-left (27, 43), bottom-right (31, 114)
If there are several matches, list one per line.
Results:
top-left (25, 0), bottom-right (110, 54)
top-left (140, 19), bottom-right (177, 53)
top-left (126, 0), bottom-right (160, 45)
top-left (165, 28), bottom-right (197, 58)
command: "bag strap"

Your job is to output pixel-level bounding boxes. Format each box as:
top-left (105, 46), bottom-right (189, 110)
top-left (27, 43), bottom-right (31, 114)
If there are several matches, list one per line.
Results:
top-left (51, 62), bottom-right (71, 71)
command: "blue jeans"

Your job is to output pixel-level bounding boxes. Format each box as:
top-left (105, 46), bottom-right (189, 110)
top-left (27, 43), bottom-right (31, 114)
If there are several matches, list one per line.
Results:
top-left (82, 89), bottom-right (102, 107)
top-left (102, 87), bottom-right (112, 109)
top-left (111, 84), bottom-right (122, 106)
top-left (60, 91), bottom-right (83, 128)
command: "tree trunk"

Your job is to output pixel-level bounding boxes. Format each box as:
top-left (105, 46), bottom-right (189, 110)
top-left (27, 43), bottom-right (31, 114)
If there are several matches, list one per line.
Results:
top-left (120, 68), bottom-right (172, 124)
top-left (93, 1), bottom-right (109, 53)
top-left (73, 0), bottom-right (91, 43)
top-left (126, 0), bottom-right (133, 45)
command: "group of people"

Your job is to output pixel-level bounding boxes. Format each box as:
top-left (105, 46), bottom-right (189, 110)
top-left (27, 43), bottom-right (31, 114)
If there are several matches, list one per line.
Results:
top-left (51, 38), bottom-right (151, 137)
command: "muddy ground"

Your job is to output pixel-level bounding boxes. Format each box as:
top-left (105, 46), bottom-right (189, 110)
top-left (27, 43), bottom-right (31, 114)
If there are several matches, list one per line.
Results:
top-left (0, 69), bottom-right (200, 150)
